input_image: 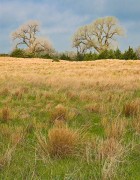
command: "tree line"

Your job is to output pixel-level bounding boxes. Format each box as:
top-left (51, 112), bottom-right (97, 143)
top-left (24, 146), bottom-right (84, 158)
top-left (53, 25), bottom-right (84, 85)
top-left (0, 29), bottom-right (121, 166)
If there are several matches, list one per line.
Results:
top-left (1, 16), bottom-right (140, 60)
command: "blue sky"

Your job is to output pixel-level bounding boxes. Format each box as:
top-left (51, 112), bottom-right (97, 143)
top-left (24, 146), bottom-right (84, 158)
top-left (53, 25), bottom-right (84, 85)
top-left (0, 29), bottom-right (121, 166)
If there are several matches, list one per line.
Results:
top-left (0, 0), bottom-right (140, 53)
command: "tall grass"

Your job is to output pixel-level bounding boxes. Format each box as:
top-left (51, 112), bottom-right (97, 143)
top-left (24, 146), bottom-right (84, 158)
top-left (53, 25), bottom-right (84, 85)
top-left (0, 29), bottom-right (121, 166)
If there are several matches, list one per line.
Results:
top-left (0, 57), bottom-right (140, 179)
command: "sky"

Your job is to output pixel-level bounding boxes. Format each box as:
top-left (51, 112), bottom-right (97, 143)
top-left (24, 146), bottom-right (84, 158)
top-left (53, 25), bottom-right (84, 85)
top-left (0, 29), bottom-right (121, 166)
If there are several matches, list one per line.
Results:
top-left (0, 0), bottom-right (140, 53)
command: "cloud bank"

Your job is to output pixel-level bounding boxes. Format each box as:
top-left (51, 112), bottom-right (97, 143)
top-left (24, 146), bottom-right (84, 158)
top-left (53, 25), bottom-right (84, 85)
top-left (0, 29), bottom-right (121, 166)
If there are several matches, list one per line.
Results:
top-left (0, 0), bottom-right (139, 53)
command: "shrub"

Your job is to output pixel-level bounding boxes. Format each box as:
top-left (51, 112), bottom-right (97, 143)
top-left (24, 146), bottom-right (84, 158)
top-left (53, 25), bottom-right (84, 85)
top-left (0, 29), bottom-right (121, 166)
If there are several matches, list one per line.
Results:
top-left (24, 52), bottom-right (35, 58)
top-left (10, 48), bottom-right (25, 58)
top-left (114, 48), bottom-right (122, 59)
top-left (122, 46), bottom-right (138, 60)
top-left (98, 50), bottom-right (109, 59)
top-left (10, 48), bottom-right (35, 58)
top-left (39, 53), bottom-right (52, 59)
top-left (76, 53), bottom-right (84, 61)
top-left (60, 53), bottom-right (71, 60)
top-left (83, 52), bottom-right (98, 61)
top-left (0, 54), bottom-right (9, 57)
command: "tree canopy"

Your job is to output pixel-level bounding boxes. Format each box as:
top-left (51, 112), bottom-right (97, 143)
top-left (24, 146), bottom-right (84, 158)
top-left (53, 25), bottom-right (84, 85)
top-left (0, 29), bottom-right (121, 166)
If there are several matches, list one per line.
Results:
top-left (73, 16), bottom-right (124, 54)
top-left (11, 20), bottom-right (53, 54)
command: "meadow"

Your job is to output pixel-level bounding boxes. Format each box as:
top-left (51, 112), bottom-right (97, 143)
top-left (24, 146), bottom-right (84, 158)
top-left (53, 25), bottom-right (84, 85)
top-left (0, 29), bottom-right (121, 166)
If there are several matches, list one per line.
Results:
top-left (0, 57), bottom-right (140, 179)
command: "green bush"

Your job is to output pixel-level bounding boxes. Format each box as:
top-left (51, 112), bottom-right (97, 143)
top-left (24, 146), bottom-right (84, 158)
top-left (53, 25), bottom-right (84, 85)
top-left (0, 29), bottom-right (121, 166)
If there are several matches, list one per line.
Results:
top-left (114, 49), bottom-right (122, 59)
top-left (24, 52), bottom-right (35, 58)
top-left (98, 50), bottom-right (110, 59)
top-left (9, 47), bottom-right (139, 61)
top-left (10, 49), bottom-right (26, 58)
top-left (60, 54), bottom-right (71, 60)
top-left (76, 53), bottom-right (84, 61)
top-left (122, 46), bottom-right (138, 60)
top-left (0, 54), bottom-right (9, 57)
top-left (10, 49), bottom-right (35, 58)
top-left (84, 52), bottom-right (98, 61)
top-left (39, 53), bottom-right (52, 59)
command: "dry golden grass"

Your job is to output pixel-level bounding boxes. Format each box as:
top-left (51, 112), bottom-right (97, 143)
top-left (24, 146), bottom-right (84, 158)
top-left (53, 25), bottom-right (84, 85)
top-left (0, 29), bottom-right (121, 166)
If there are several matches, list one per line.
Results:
top-left (97, 138), bottom-right (124, 159)
top-left (0, 107), bottom-right (11, 123)
top-left (0, 57), bottom-right (140, 178)
top-left (132, 117), bottom-right (140, 134)
top-left (91, 137), bottom-right (131, 180)
top-left (37, 126), bottom-right (80, 158)
top-left (0, 124), bottom-right (13, 138)
top-left (123, 100), bottom-right (140, 117)
top-left (101, 118), bottom-right (128, 139)
top-left (12, 89), bottom-right (23, 99)
top-left (10, 127), bottom-right (25, 145)
top-left (50, 104), bottom-right (68, 123)
top-left (0, 88), bottom-right (9, 96)
top-left (0, 58), bottom-right (140, 93)
top-left (85, 103), bottom-right (101, 113)
top-left (47, 126), bottom-right (80, 158)
top-left (0, 145), bottom-right (16, 170)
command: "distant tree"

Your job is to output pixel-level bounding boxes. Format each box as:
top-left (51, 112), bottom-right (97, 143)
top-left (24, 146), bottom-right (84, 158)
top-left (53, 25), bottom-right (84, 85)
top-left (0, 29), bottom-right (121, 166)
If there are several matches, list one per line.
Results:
top-left (73, 16), bottom-right (124, 54)
top-left (76, 53), bottom-right (85, 61)
top-left (123, 46), bottom-right (138, 60)
top-left (84, 52), bottom-right (98, 61)
top-left (136, 46), bottom-right (140, 59)
top-left (98, 50), bottom-right (109, 59)
top-left (114, 48), bottom-right (122, 59)
top-left (11, 20), bottom-right (53, 54)
top-left (60, 53), bottom-right (71, 60)
top-left (107, 50), bottom-right (116, 59)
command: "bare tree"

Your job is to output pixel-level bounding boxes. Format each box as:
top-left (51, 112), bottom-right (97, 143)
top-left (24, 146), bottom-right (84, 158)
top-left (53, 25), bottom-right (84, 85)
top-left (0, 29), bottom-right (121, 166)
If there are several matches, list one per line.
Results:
top-left (73, 16), bottom-right (124, 54)
top-left (11, 20), bottom-right (53, 54)
top-left (136, 46), bottom-right (140, 59)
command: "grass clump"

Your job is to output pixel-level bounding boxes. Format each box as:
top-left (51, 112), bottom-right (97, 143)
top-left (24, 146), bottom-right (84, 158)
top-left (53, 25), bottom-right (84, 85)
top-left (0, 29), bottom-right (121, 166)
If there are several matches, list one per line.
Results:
top-left (37, 126), bottom-right (80, 159)
top-left (50, 104), bottom-right (68, 123)
top-left (0, 146), bottom-right (16, 171)
top-left (0, 107), bottom-right (11, 123)
top-left (123, 100), bottom-right (140, 117)
top-left (101, 118), bottom-right (128, 139)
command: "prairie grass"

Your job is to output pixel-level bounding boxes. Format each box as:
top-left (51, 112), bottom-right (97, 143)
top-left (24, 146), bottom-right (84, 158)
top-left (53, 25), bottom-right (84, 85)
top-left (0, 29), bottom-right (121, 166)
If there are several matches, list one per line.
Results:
top-left (132, 117), bottom-right (140, 134)
top-left (101, 118), bottom-right (128, 139)
top-left (50, 104), bottom-right (68, 123)
top-left (0, 145), bottom-right (16, 171)
top-left (0, 57), bottom-right (140, 179)
top-left (37, 126), bottom-right (80, 159)
top-left (123, 100), bottom-right (140, 117)
top-left (0, 107), bottom-right (11, 123)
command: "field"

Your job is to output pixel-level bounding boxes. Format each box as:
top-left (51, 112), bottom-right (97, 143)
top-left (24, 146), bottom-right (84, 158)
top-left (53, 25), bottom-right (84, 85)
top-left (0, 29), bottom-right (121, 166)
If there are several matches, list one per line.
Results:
top-left (0, 57), bottom-right (140, 179)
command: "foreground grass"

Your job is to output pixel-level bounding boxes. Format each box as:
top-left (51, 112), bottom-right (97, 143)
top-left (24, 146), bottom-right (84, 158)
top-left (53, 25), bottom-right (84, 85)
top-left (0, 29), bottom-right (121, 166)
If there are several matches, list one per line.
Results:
top-left (0, 57), bottom-right (140, 179)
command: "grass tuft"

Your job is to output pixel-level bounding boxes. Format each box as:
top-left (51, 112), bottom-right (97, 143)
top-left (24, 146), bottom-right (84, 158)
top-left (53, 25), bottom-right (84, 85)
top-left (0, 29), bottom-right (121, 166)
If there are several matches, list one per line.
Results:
top-left (37, 126), bottom-right (80, 159)
top-left (123, 100), bottom-right (140, 117)
top-left (0, 107), bottom-right (11, 123)
top-left (50, 104), bottom-right (68, 123)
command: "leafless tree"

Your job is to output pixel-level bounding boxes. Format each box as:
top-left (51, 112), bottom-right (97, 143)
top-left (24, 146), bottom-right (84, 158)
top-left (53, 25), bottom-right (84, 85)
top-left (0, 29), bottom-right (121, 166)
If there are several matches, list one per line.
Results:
top-left (73, 16), bottom-right (124, 54)
top-left (11, 20), bottom-right (53, 54)
top-left (136, 46), bottom-right (140, 59)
